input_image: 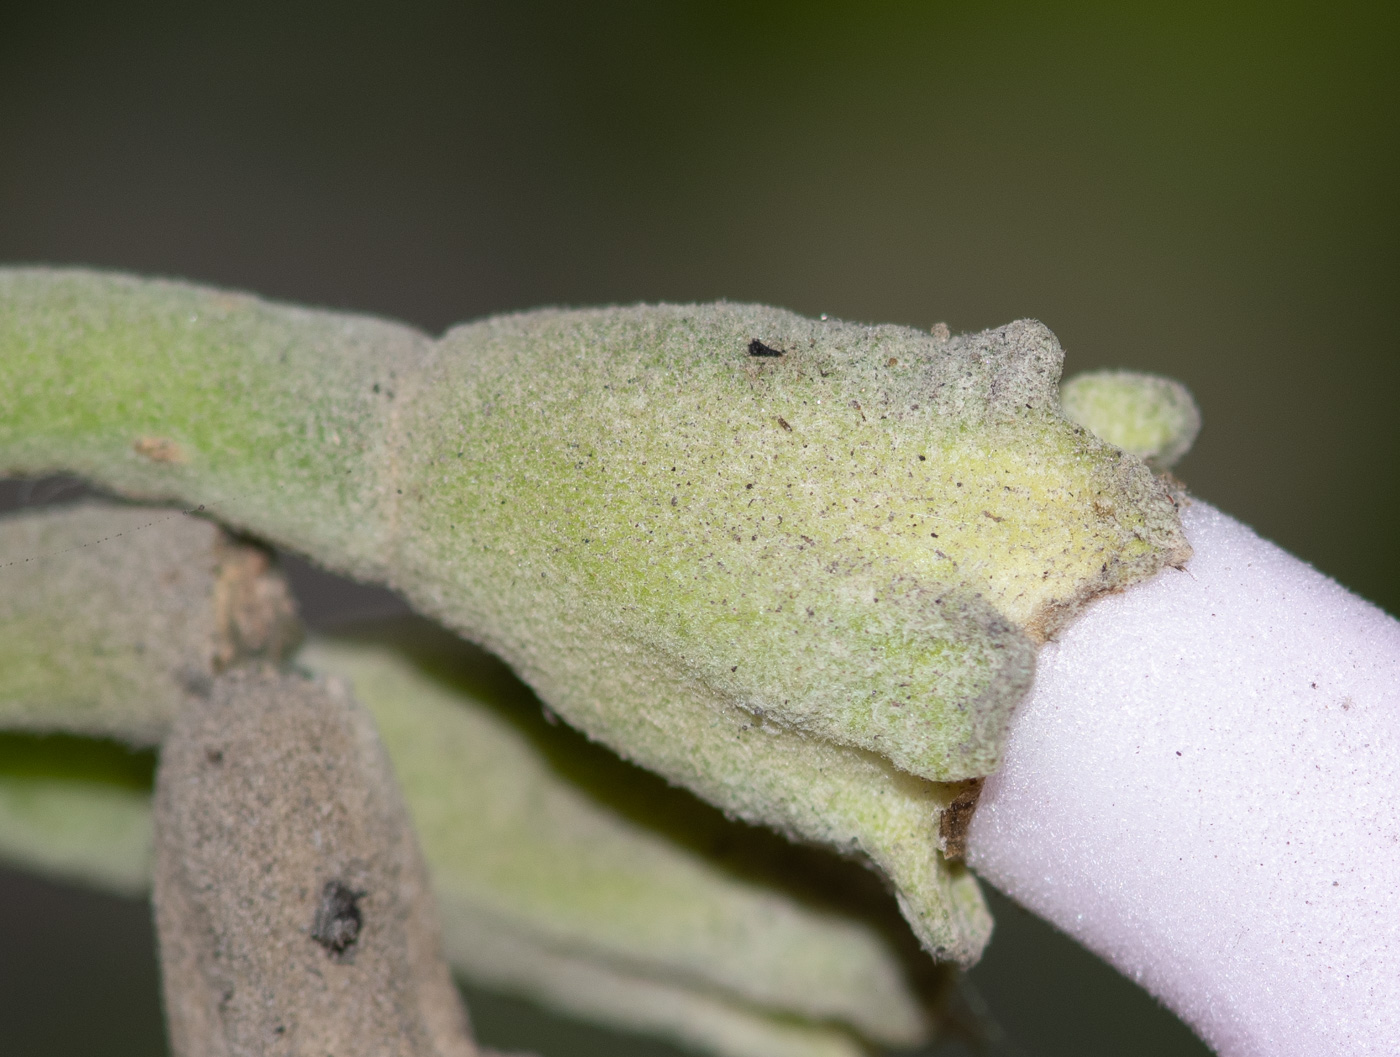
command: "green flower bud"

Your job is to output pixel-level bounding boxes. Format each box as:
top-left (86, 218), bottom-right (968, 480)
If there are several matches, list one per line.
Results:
top-left (0, 270), bottom-right (1192, 964)
top-left (1059, 369), bottom-right (1201, 471)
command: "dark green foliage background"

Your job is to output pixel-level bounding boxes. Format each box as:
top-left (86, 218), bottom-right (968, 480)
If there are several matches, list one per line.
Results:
top-left (1, 2), bottom-right (1395, 1054)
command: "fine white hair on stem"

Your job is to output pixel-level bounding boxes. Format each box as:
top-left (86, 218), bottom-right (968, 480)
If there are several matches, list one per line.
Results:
top-left (967, 499), bottom-right (1400, 1057)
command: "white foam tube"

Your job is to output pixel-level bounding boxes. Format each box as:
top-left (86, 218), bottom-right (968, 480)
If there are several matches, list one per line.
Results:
top-left (966, 500), bottom-right (1400, 1056)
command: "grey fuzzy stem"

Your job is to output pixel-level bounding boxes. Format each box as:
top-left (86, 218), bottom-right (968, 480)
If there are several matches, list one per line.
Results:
top-left (0, 501), bottom-right (301, 743)
top-left (0, 501), bottom-right (924, 1056)
top-left (153, 665), bottom-right (480, 1057)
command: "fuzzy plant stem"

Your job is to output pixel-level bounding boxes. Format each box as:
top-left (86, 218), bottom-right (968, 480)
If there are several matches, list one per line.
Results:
top-left (0, 267), bottom-right (1191, 966)
top-left (155, 665), bottom-right (481, 1057)
top-left (0, 505), bottom-right (487, 1054)
top-left (967, 500), bottom-right (1400, 1057)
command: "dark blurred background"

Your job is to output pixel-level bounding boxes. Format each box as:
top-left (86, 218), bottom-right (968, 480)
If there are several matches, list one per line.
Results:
top-left (1, 1), bottom-right (1396, 1054)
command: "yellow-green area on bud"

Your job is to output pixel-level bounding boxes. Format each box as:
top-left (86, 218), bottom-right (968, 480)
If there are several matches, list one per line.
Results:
top-left (401, 308), bottom-right (1187, 786)
top-left (1059, 370), bottom-right (1202, 471)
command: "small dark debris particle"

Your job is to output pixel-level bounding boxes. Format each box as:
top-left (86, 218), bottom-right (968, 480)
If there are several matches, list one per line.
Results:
top-left (887, 357), bottom-right (899, 367)
top-left (777, 416), bottom-right (792, 431)
top-left (745, 483), bottom-right (754, 489)
top-left (372, 383), bottom-right (381, 394)
top-left (204, 747), bottom-right (223, 765)
top-left (918, 455), bottom-right (926, 461)
top-left (731, 666), bottom-right (738, 672)
top-left (670, 496), bottom-right (678, 506)
top-left (748, 339), bottom-right (784, 357)
top-left (982, 510), bottom-right (1005, 523)
top-left (930, 532), bottom-right (938, 538)
top-left (312, 880), bottom-right (364, 958)
top-left (1176, 751), bottom-right (1183, 756)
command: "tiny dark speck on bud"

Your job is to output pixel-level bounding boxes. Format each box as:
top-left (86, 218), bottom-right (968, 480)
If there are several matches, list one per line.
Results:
top-left (312, 880), bottom-right (364, 958)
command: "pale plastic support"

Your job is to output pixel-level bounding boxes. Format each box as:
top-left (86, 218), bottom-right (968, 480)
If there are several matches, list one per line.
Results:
top-left (967, 500), bottom-right (1400, 1057)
